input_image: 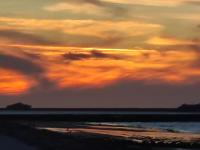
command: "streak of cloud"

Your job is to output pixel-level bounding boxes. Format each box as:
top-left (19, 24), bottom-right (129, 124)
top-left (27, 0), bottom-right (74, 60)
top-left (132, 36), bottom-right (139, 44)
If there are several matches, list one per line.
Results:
top-left (0, 29), bottom-right (61, 46)
top-left (62, 50), bottom-right (123, 61)
top-left (0, 53), bottom-right (43, 75)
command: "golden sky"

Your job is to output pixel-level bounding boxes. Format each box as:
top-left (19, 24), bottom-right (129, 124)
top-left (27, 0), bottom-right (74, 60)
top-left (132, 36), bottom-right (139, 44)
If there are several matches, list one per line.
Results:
top-left (0, 0), bottom-right (200, 107)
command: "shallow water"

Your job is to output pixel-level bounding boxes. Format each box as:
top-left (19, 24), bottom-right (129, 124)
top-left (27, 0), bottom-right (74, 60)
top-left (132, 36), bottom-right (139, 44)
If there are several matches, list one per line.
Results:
top-left (95, 122), bottom-right (200, 133)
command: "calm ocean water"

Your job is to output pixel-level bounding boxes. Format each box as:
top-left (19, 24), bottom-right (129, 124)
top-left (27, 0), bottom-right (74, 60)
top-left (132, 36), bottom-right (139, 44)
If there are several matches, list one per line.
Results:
top-left (0, 110), bottom-right (200, 115)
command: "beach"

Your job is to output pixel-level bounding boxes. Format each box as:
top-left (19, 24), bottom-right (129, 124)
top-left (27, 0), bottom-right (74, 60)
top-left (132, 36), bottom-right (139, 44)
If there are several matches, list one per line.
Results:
top-left (0, 122), bottom-right (199, 150)
top-left (39, 123), bottom-right (200, 148)
top-left (44, 124), bottom-right (200, 143)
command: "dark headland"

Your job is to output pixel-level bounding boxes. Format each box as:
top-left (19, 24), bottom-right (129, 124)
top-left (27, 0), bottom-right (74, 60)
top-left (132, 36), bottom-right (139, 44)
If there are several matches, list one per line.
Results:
top-left (2, 102), bottom-right (200, 111)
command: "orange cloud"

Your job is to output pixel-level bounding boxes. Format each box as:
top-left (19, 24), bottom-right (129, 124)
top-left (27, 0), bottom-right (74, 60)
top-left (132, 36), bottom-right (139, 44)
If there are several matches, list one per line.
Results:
top-left (0, 69), bottom-right (35, 95)
top-left (44, 2), bottom-right (103, 15)
top-left (44, 49), bottom-right (200, 90)
top-left (0, 43), bottom-right (200, 95)
top-left (146, 37), bottom-right (199, 45)
top-left (0, 17), bottom-right (162, 39)
top-left (102, 0), bottom-right (194, 6)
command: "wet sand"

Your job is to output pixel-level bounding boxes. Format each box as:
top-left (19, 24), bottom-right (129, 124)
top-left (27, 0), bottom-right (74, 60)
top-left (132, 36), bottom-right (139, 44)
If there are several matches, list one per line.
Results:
top-left (40, 123), bottom-right (200, 148)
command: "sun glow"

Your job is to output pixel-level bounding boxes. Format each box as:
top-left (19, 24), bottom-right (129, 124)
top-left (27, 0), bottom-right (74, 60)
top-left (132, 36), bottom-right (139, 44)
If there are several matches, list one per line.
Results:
top-left (0, 69), bottom-right (35, 95)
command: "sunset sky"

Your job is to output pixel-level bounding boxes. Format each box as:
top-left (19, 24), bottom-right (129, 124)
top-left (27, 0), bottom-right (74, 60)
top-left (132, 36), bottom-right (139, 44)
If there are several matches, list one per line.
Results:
top-left (0, 0), bottom-right (200, 108)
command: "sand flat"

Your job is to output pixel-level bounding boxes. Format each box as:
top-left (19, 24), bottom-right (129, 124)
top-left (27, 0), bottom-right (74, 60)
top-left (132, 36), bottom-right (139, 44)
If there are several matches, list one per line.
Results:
top-left (43, 124), bottom-right (200, 143)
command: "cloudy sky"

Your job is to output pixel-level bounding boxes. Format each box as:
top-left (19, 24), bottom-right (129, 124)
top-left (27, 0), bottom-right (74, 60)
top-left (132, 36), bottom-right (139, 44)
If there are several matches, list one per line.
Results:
top-left (0, 0), bottom-right (200, 108)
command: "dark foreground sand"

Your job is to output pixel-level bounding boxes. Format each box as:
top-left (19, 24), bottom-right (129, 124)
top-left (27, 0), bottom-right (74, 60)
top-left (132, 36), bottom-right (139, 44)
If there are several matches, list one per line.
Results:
top-left (0, 135), bottom-right (37, 150)
top-left (0, 122), bottom-right (199, 150)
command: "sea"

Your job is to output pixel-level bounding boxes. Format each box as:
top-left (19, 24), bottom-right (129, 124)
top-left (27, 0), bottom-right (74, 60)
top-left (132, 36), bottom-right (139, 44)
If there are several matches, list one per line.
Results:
top-left (93, 122), bottom-right (200, 133)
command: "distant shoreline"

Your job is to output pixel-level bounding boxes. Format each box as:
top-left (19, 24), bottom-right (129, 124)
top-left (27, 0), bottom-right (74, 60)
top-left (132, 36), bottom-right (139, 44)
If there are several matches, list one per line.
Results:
top-left (1, 103), bottom-right (200, 122)
top-left (0, 108), bottom-right (199, 112)
top-left (2, 103), bottom-right (200, 112)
